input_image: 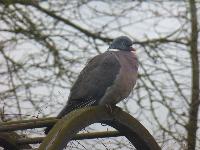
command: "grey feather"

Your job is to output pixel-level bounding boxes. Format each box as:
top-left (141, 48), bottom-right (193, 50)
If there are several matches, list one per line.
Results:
top-left (44, 36), bottom-right (138, 134)
top-left (109, 36), bottom-right (133, 51)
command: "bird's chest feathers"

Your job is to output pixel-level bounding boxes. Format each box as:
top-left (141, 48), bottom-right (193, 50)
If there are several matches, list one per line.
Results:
top-left (116, 55), bottom-right (137, 93)
top-left (97, 51), bottom-right (138, 105)
top-left (116, 52), bottom-right (137, 74)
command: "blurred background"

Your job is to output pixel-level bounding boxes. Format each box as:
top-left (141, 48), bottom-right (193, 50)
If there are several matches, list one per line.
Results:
top-left (0, 0), bottom-right (199, 149)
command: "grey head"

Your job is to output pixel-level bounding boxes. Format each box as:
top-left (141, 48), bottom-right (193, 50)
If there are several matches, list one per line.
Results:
top-left (108, 36), bottom-right (135, 51)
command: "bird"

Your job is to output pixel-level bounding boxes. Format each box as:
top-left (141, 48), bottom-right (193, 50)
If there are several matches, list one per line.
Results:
top-left (44, 36), bottom-right (138, 134)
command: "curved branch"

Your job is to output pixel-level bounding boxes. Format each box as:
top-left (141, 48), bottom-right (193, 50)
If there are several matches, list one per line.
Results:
top-left (39, 106), bottom-right (160, 150)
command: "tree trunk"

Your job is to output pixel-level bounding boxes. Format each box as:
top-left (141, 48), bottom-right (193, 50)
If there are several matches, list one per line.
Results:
top-left (187, 0), bottom-right (199, 150)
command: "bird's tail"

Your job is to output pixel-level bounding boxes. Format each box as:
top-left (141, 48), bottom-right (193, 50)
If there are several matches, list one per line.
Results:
top-left (44, 99), bottom-right (96, 134)
top-left (44, 105), bottom-right (72, 134)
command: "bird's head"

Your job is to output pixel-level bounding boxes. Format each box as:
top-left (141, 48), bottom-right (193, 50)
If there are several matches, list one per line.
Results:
top-left (108, 36), bottom-right (135, 52)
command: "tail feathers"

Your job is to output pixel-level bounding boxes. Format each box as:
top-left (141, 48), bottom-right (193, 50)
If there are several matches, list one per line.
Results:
top-left (44, 105), bottom-right (72, 134)
top-left (44, 99), bottom-right (96, 134)
top-left (44, 125), bottom-right (53, 135)
top-left (56, 105), bottom-right (73, 119)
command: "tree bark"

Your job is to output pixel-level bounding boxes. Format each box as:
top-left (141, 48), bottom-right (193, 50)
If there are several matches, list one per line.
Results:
top-left (187, 0), bottom-right (199, 150)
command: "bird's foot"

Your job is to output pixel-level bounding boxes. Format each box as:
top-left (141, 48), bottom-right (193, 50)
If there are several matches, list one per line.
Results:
top-left (105, 104), bottom-right (114, 114)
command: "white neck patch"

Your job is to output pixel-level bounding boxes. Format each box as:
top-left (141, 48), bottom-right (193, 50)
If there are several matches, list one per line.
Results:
top-left (108, 48), bottom-right (136, 55)
top-left (108, 48), bottom-right (120, 51)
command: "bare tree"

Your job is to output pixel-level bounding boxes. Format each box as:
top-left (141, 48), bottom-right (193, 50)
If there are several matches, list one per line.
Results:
top-left (0, 0), bottom-right (199, 149)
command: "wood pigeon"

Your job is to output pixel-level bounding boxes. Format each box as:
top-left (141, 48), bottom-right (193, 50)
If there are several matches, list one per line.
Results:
top-left (45, 36), bottom-right (138, 134)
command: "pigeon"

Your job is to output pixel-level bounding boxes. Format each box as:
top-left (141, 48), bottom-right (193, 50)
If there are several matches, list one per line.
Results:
top-left (44, 36), bottom-right (138, 134)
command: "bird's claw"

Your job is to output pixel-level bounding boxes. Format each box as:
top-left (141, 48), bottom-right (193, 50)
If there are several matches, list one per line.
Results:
top-left (105, 104), bottom-right (113, 113)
